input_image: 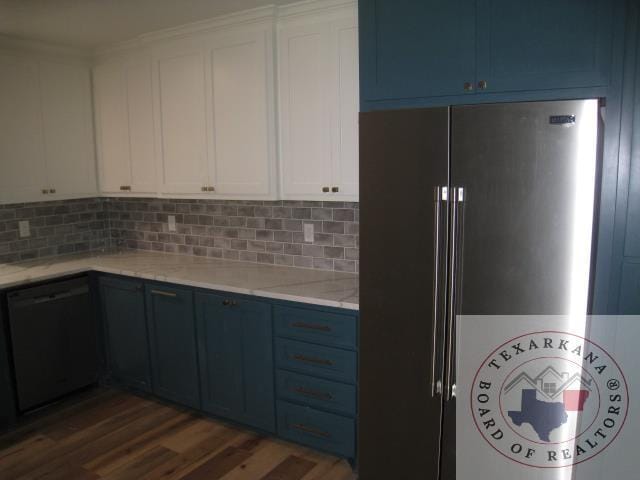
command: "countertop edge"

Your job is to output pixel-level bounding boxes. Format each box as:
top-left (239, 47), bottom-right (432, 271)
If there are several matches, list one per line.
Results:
top-left (0, 263), bottom-right (360, 311)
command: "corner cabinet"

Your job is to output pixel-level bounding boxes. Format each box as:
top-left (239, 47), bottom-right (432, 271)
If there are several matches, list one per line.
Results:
top-left (195, 292), bottom-right (276, 432)
top-left (152, 23), bottom-right (277, 198)
top-left (0, 53), bottom-right (96, 204)
top-left (146, 284), bottom-right (200, 409)
top-left (93, 53), bottom-right (157, 195)
top-left (360, 0), bottom-right (618, 107)
top-left (99, 276), bottom-right (152, 392)
top-left (278, 4), bottom-right (359, 201)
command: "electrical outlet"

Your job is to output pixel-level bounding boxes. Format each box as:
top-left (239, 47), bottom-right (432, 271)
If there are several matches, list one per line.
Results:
top-left (168, 215), bottom-right (176, 232)
top-left (303, 223), bottom-right (314, 243)
top-left (18, 220), bottom-right (30, 238)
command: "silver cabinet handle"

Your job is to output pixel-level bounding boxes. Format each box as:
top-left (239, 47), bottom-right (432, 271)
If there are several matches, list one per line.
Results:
top-left (150, 289), bottom-right (177, 298)
top-left (431, 186), bottom-right (446, 397)
top-left (445, 187), bottom-right (464, 401)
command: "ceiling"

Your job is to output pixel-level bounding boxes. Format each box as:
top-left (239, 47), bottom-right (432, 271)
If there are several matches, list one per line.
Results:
top-left (0, 0), bottom-right (299, 51)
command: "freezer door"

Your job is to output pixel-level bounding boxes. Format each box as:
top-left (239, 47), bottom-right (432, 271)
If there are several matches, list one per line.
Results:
top-left (451, 99), bottom-right (600, 316)
top-left (359, 108), bottom-right (449, 480)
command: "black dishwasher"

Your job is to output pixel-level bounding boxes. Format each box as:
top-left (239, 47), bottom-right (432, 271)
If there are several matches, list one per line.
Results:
top-left (7, 276), bottom-right (98, 411)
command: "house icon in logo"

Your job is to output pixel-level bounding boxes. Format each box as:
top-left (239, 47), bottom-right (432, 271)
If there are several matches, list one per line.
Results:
top-left (503, 366), bottom-right (593, 441)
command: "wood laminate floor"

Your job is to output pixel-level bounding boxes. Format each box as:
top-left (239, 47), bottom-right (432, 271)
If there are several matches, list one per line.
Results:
top-left (0, 388), bottom-right (357, 480)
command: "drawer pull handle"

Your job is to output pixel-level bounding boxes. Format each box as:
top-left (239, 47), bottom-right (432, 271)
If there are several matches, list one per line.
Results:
top-left (292, 423), bottom-right (331, 438)
top-left (151, 289), bottom-right (177, 298)
top-left (293, 386), bottom-right (333, 400)
top-left (292, 354), bottom-right (334, 366)
top-left (291, 322), bottom-right (331, 332)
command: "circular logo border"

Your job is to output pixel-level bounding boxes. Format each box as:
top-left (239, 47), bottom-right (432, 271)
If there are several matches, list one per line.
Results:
top-left (470, 330), bottom-right (630, 469)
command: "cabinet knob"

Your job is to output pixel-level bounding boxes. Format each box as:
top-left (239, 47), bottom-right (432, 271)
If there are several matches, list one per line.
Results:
top-left (322, 186), bottom-right (330, 193)
top-left (207, 186), bottom-right (215, 192)
top-left (49, 188), bottom-right (56, 194)
top-left (201, 186), bottom-right (207, 192)
top-left (463, 82), bottom-right (474, 92)
top-left (477, 80), bottom-right (488, 90)
top-left (222, 299), bottom-right (231, 306)
top-left (120, 185), bottom-right (131, 191)
top-left (42, 189), bottom-right (49, 195)
top-left (331, 186), bottom-right (339, 193)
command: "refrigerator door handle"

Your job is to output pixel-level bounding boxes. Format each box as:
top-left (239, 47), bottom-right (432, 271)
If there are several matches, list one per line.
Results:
top-left (445, 186), bottom-right (464, 401)
top-left (430, 186), bottom-right (447, 397)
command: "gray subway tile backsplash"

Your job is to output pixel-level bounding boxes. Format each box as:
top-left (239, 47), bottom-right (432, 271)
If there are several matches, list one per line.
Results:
top-left (0, 197), bottom-right (359, 273)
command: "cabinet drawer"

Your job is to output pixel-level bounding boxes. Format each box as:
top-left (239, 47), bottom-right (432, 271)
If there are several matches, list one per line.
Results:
top-left (275, 338), bottom-right (356, 384)
top-left (277, 401), bottom-right (355, 458)
top-left (276, 370), bottom-right (356, 417)
top-left (274, 305), bottom-right (357, 349)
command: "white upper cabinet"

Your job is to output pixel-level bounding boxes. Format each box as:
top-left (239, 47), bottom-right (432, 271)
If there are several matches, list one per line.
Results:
top-left (206, 28), bottom-right (275, 196)
top-left (150, 23), bottom-right (276, 198)
top-left (94, 54), bottom-right (156, 194)
top-left (278, 23), bottom-right (332, 197)
top-left (154, 41), bottom-right (209, 195)
top-left (278, 4), bottom-right (359, 201)
top-left (0, 52), bottom-right (97, 204)
top-left (0, 54), bottom-right (47, 203)
top-left (40, 61), bottom-right (97, 196)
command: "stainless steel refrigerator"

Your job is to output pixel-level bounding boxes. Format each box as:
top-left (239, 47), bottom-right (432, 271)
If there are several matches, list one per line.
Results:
top-left (358, 100), bottom-right (602, 480)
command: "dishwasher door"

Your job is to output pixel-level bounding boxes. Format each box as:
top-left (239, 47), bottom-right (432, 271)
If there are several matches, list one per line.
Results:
top-left (7, 277), bottom-right (98, 411)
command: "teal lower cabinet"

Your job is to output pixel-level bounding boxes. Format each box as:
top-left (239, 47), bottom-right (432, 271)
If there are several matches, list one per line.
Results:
top-left (99, 275), bottom-right (358, 458)
top-left (99, 276), bottom-right (152, 392)
top-left (195, 292), bottom-right (276, 433)
top-left (146, 284), bottom-right (200, 410)
top-left (273, 303), bottom-right (358, 460)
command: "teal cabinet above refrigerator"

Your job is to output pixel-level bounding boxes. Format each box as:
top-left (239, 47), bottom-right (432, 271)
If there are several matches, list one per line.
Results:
top-left (359, 0), bottom-right (618, 109)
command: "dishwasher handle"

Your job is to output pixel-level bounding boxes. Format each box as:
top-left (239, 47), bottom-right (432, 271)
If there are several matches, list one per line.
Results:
top-left (9, 285), bottom-right (89, 307)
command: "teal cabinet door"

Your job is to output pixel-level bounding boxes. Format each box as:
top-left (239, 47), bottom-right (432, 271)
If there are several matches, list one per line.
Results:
top-left (196, 292), bottom-right (275, 432)
top-left (99, 277), bottom-right (151, 392)
top-left (476, 0), bottom-right (615, 93)
top-left (359, 0), bottom-right (477, 102)
top-left (146, 284), bottom-right (200, 409)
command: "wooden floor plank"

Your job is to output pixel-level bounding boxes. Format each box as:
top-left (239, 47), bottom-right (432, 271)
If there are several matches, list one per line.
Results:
top-left (84, 412), bottom-right (197, 475)
top-left (102, 445), bottom-right (178, 480)
top-left (179, 446), bottom-right (253, 480)
top-left (136, 426), bottom-right (241, 480)
top-left (0, 389), bottom-right (358, 480)
top-left (218, 440), bottom-right (298, 480)
top-left (259, 455), bottom-right (317, 480)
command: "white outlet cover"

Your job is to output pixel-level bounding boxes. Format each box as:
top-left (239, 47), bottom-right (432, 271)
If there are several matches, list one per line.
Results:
top-left (168, 215), bottom-right (176, 232)
top-left (303, 223), bottom-right (314, 243)
top-left (18, 220), bottom-right (30, 238)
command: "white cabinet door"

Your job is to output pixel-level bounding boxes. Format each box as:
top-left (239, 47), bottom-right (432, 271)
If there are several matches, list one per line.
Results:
top-left (155, 46), bottom-right (209, 194)
top-left (93, 61), bottom-right (131, 193)
top-left (207, 30), bottom-right (275, 196)
top-left (0, 54), bottom-right (47, 202)
top-left (40, 61), bottom-right (97, 196)
top-left (330, 18), bottom-right (359, 198)
top-left (125, 58), bottom-right (157, 193)
top-left (278, 7), bottom-right (359, 201)
top-left (279, 23), bottom-right (332, 198)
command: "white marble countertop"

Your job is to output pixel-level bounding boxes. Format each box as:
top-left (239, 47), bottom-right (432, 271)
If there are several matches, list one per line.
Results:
top-left (0, 250), bottom-right (359, 310)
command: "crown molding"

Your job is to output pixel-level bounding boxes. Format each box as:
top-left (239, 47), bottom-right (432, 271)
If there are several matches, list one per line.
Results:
top-left (0, 34), bottom-right (92, 62)
top-left (94, 5), bottom-right (278, 57)
top-left (277, 0), bottom-right (356, 19)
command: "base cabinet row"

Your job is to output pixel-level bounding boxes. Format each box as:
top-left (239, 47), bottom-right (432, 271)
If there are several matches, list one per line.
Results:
top-left (98, 275), bottom-right (358, 459)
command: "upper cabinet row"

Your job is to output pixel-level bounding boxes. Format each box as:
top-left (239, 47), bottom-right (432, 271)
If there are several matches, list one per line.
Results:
top-left (93, 3), bottom-right (359, 202)
top-left (359, 0), bottom-right (618, 109)
top-left (0, 54), bottom-right (97, 203)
